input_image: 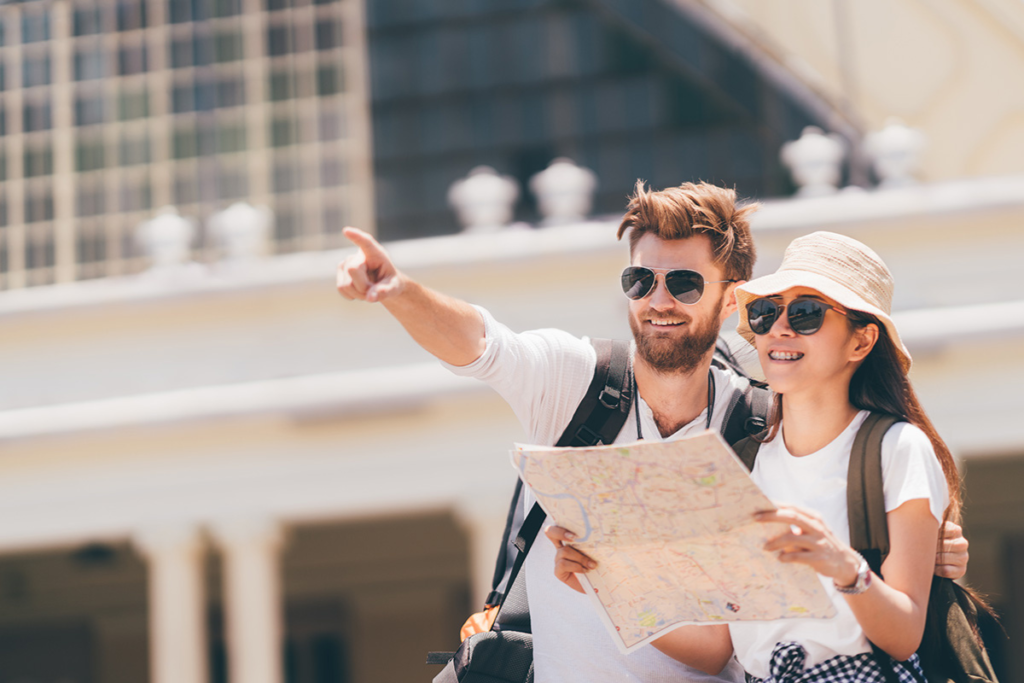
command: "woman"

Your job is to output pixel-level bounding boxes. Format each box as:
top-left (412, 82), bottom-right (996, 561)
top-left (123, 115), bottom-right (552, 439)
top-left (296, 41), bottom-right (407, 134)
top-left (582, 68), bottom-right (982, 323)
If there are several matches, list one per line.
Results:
top-left (596, 232), bottom-right (958, 681)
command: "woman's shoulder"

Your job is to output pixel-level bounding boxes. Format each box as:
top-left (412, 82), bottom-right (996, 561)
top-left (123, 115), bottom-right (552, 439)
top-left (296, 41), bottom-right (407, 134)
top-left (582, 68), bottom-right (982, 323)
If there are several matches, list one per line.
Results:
top-left (880, 419), bottom-right (933, 457)
top-left (876, 416), bottom-right (949, 516)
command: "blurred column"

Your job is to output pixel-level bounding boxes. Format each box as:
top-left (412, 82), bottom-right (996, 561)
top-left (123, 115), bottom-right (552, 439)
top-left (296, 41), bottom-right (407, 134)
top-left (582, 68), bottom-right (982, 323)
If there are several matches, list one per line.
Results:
top-left (4, 8), bottom-right (26, 288)
top-left (212, 517), bottom-right (286, 683)
top-left (50, 0), bottom-right (75, 283)
top-left (134, 524), bottom-right (209, 683)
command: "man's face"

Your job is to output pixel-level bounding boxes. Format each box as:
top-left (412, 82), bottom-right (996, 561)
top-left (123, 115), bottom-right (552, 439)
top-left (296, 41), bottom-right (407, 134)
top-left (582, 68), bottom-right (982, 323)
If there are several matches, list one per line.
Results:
top-left (627, 233), bottom-right (737, 375)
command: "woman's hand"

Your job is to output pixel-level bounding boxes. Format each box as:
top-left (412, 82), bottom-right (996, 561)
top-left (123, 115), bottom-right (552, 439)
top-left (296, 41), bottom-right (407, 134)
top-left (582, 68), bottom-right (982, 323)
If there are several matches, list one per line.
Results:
top-left (936, 520), bottom-right (969, 580)
top-left (544, 525), bottom-right (596, 594)
top-left (755, 505), bottom-right (863, 587)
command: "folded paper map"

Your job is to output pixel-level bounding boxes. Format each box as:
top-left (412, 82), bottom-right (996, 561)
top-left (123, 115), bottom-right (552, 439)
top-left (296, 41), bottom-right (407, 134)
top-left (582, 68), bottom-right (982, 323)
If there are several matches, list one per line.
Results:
top-left (512, 431), bottom-right (836, 654)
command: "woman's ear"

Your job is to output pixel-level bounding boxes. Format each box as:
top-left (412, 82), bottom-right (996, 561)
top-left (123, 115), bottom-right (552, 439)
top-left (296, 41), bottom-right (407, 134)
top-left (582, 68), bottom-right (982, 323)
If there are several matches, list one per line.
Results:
top-left (849, 323), bottom-right (879, 363)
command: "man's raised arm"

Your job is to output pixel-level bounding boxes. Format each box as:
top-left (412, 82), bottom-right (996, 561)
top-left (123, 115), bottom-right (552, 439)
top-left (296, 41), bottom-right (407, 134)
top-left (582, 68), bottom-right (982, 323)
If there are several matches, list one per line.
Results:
top-left (336, 227), bottom-right (486, 367)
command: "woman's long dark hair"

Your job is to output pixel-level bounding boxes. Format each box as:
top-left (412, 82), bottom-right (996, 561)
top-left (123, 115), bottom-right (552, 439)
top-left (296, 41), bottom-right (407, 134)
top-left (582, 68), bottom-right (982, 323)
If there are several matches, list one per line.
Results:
top-left (759, 313), bottom-right (997, 629)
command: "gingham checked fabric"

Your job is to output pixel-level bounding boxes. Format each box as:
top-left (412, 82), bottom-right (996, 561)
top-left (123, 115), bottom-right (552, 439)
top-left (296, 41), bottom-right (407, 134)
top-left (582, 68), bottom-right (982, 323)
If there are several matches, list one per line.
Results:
top-left (747, 642), bottom-right (926, 683)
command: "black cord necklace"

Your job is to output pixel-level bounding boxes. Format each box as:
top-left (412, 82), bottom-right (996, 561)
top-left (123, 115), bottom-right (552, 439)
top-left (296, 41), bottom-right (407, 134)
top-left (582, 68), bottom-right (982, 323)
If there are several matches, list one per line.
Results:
top-left (634, 368), bottom-right (716, 440)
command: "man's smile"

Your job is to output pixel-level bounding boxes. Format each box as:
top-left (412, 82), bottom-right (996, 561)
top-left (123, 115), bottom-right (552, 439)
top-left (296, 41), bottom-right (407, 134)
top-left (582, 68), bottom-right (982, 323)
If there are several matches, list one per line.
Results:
top-left (644, 318), bottom-right (686, 329)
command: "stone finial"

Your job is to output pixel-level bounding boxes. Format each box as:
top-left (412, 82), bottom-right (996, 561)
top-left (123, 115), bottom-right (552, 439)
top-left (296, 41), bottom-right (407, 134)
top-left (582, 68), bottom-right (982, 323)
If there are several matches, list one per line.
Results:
top-left (529, 158), bottom-right (598, 225)
top-left (447, 166), bottom-right (519, 233)
top-left (864, 119), bottom-right (927, 188)
top-left (208, 202), bottom-right (274, 262)
top-left (780, 126), bottom-right (846, 198)
top-left (136, 206), bottom-right (196, 269)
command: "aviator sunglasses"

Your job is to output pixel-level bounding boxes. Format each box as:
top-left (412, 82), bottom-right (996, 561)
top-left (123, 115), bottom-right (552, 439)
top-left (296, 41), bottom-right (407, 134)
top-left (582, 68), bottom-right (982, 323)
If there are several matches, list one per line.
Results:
top-left (746, 296), bottom-right (849, 336)
top-left (621, 266), bottom-right (738, 305)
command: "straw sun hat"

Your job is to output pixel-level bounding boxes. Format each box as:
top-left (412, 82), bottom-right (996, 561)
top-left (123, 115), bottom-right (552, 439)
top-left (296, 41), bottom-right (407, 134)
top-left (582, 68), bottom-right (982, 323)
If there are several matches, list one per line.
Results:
top-left (735, 231), bottom-right (912, 371)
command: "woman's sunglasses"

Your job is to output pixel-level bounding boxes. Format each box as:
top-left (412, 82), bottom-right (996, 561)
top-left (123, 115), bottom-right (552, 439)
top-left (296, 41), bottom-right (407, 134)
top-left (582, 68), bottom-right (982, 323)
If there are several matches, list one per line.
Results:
top-left (621, 266), bottom-right (737, 305)
top-left (746, 297), bottom-right (849, 336)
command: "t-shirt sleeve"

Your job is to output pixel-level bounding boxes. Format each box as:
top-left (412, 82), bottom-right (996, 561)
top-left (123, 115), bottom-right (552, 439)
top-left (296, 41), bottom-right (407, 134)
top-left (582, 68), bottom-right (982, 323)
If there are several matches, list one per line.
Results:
top-left (440, 306), bottom-right (597, 445)
top-left (880, 422), bottom-right (950, 524)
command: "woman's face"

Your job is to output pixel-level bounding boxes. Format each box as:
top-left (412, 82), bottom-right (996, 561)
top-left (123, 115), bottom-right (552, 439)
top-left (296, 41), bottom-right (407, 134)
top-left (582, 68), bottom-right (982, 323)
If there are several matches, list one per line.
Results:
top-left (751, 286), bottom-right (872, 398)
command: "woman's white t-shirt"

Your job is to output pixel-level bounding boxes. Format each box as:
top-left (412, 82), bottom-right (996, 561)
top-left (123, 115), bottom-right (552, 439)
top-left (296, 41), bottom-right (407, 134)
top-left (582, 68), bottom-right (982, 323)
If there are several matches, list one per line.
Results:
top-left (728, 410), bottom-right (950, 679)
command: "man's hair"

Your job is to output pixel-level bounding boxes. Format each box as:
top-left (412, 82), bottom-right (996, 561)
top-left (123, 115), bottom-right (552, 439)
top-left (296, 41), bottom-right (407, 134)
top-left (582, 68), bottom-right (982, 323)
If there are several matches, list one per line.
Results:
top-left (616, 181), bottom-right (759, 281)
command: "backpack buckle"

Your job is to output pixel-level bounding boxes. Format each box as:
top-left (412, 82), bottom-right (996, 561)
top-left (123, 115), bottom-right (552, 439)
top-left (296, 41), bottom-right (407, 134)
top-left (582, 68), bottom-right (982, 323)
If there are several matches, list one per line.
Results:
top-left (745, 415), bottom-right (767, 433)
top-left (598, 386), bottom-right (621, 410)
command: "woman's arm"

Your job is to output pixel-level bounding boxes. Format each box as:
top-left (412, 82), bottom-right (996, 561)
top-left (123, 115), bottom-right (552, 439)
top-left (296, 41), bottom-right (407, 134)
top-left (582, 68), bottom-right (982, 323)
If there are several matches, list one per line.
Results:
top-left (651, 624), bottom-right (734, 675)
top-left (545, 525), bottom-right (735, 674)
top-left (758, 500), bottom-right (937, 661)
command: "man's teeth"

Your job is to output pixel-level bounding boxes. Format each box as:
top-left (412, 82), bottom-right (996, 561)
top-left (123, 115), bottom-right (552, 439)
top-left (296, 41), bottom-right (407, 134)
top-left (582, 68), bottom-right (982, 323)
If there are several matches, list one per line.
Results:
top-left (648, 320), bottom-right (683, 327)
top-left (769, 350), bottom-right (804, 361)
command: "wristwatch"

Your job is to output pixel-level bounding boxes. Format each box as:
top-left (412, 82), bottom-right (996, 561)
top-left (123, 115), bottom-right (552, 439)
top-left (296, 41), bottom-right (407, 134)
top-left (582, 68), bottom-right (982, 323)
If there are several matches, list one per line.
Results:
top-left (834, 553), bottom-right (873, 594)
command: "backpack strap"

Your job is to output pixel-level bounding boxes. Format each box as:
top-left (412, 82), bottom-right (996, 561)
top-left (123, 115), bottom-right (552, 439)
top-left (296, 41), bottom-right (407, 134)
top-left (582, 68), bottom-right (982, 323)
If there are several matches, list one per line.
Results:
top-left (720, 380), bottom-right (771, 446)
top-left (731, 435), bottom-right (762, 472)
top-left (847, 413), bottom-right (902, 574)
top-left (486, 338), bottom-right (633, 607)
top-left (492, 501), bottom-right (547, 631)
top-left (713, 336), bottom-right (772, 447)
top-left (556, 338), bottom-right (633, 448)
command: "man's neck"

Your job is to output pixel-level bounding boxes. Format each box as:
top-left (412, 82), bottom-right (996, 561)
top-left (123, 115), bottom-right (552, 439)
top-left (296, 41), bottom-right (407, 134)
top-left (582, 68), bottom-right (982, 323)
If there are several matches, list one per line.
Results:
top-left (633, 352), bottom-right (715, 438)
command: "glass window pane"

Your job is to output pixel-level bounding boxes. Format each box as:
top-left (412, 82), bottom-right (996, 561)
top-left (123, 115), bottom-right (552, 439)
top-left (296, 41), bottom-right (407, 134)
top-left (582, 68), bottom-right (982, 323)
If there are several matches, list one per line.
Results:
top-left (217, 122), bottom-right (246, 153)
top-left (316, 64), bottom-right (342, 96)
top-left (76, 183), bottom-right (106, 216)
top-left (75, 47), bottom-right (107, 81)
top-left (267, 25), bottom-right (293, 56)
top-left (173, 126), bottom-right (198, 158)
top-left (271, 116), bottom-right (297, 147)
top-left (118, 88), bottom-right (148, 120)
top-left (168, 0), bottom-right (190, 23)
top-left (24, 145), bottom-right (53, 177)
top-left (120, 179), bottom-right (151, 212)
top-left (119, 133), bottom-right (150, 165)
top-left (75, 92), bottom-right (106, 126)
top-left (213, 0), bottom-right (242, 18)
top-left (269, 71), bottom-right (295, 101)
top-left (214, 31), bottom-right (243, 63)
top-left (320, 156), bottom-right (346, 186)
top-left (315, 19), bottom-right (341, 50)
top-left (118, 44), bottom-right (147, 76)
top-left (23, 53), bottom-right (51, 88)
top-left (193, 34), bottom-right (214, 66)
top-left (172, 83), bottom-right (194, 113)
top-left (25, 189), bottom-right (54, 224)
top-left (21, 13), bottom-right (50, 44)
top-left (117, 1), bottom-right (147, 31)
top-left (74, 8), bottom-right (104, 36)
top-left (75, 139), bottom-right (106, 172)
top-left (319, 110), bottom-right (344, 140)
top-left (170, 36), bottom-right (193, 68)
top-left (217, 76), bottom-right (245, 108)
top-left (23, 99), bottom-right (52, 132)
top-left (218, 167), bottom-right (247, 198)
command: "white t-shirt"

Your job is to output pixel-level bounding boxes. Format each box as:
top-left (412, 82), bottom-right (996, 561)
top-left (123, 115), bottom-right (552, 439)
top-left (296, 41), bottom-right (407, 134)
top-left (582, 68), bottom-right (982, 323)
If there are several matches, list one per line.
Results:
top-left (728, 410), bottom-right (950, 679)
top-left (445, 307), bottom-right (750, 683)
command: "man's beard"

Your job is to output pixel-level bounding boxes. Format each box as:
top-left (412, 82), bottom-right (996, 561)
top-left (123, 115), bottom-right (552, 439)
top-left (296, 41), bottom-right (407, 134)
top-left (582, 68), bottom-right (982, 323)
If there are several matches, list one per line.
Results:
top-left (629, 295), bottom-right (723, 375)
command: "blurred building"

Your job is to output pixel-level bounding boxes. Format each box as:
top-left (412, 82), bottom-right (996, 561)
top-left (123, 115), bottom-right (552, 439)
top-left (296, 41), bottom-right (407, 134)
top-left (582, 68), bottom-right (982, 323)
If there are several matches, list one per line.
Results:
top-left (0, 1), bottom-right (1022, 683)
top-left (0, 0), bottom-right (375, 289)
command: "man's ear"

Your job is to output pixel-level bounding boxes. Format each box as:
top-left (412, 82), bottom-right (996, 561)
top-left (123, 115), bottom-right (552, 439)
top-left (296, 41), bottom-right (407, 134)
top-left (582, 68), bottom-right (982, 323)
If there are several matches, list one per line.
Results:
top-left (720, 281), bottom-right (744, 320)
top-left (849, 323), bottom-right (879, 363)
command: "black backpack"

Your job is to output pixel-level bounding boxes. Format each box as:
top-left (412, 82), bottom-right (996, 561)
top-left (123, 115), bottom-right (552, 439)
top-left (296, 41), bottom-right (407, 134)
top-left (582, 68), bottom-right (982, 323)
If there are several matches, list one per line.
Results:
top-left (733, 413), bottom-right (1000, 683)
top-left (427, 337), bottom-right (771, 682)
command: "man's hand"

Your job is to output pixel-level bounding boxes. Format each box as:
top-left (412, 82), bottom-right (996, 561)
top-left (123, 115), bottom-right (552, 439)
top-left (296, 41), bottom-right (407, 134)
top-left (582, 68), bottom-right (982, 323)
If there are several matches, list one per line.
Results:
top-left (936, 521), bottom-right (969, 580)
top-left (337, 227), bottom-right (405, 303)
top-left (545, 525), bottom-right (595, 594)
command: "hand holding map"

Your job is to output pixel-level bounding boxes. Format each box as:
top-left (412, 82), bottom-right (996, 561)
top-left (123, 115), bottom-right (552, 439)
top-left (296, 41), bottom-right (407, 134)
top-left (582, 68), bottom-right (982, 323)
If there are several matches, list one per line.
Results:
top-left (513, 431), bottom-right (836, 654)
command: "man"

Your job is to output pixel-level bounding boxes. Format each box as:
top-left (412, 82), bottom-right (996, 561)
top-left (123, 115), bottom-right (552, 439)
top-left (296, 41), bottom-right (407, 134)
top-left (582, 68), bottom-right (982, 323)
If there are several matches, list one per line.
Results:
top-left (337, 181), bottom-right (968, 683)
